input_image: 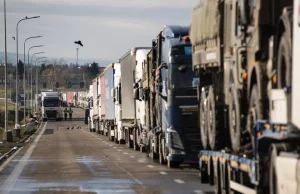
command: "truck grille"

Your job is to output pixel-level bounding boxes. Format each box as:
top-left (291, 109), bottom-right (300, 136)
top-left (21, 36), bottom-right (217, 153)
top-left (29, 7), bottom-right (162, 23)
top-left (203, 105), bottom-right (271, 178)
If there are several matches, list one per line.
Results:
top-left (184, 128), bottom-right (201, 153)
top-left (46, 110), bottom-right (57, 118)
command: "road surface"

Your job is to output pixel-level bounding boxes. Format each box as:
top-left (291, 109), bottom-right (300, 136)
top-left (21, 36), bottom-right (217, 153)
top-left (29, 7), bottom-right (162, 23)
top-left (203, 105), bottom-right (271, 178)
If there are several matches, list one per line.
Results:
top-left (0, 108), bottom-right (213, 194)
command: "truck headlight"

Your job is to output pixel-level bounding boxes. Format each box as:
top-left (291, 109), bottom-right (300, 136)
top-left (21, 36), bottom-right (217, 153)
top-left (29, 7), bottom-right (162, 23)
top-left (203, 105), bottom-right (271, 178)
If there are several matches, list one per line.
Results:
top-left (169, 148), bottom-right (186, 155)
top-left (167, 129), bottom-right (184, 150)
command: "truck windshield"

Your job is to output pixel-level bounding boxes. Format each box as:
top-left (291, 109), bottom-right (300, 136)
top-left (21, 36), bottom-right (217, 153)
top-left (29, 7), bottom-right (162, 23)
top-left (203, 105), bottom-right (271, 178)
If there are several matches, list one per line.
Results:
top-left (168, 63), bottom-right (198, 89)
top-left (44, 98), bottom-right (60, 107)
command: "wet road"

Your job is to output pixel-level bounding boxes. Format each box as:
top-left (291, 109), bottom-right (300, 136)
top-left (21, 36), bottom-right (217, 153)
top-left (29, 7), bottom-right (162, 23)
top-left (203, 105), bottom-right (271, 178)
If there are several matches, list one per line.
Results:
top-left (0, 108), bottom-right (213, 194)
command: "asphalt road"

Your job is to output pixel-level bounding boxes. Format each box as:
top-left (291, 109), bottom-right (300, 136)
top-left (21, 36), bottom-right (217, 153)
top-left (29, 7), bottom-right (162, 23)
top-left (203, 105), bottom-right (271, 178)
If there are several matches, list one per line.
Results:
top-left (0, 108), bottom-right (214, 194)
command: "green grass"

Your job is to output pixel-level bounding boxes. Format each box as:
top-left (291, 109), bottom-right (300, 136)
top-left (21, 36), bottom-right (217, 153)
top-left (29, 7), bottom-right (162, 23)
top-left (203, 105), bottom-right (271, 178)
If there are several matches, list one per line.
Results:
top-left (0, 99), bottom-right (15, 111)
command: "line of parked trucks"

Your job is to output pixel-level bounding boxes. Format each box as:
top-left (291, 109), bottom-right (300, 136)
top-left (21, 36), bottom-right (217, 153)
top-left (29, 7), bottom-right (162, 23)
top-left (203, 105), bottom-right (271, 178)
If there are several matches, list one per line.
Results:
top-left (85, 1), bottom-right (300, 193)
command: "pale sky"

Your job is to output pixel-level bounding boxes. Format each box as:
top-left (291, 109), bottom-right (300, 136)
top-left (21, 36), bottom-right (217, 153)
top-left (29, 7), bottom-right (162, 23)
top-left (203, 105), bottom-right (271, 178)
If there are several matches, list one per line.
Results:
top-left (0, 0), bottom-right (198, 62)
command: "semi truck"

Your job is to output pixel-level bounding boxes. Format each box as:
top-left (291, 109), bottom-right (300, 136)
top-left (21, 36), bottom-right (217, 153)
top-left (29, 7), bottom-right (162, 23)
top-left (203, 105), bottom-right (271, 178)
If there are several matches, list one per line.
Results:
top-left (140, 26), bottom-right (201, 168)
top-left (87, 84), bottom-right (96, 132)
top-left (115, 48), bottom-right (151, 146)
top-left (132, 48), bottom-right (151, 151)
top-left (112, 63), bottom-right (121, 143)
top-left (190, 0), bottom-right (300, 193)
top-left (103, 64), bottom-right (115, 141)
top-left (41, 91), bottom-right (63, 121)
top-left (92, 78), bottom-right (99, 132)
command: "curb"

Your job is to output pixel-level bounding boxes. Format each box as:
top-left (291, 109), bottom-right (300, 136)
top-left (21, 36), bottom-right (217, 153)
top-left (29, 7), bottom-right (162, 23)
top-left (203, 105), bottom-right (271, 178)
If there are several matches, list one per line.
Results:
top-left (0, 122), bottom-right (44, 166)
top-left (0, 146), bottom-right (19, 165)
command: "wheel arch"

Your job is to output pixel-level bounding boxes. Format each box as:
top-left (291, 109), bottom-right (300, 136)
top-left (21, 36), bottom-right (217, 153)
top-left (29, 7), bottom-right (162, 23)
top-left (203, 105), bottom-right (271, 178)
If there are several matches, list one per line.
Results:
top-left (274, 8), bottom-right (293, 69)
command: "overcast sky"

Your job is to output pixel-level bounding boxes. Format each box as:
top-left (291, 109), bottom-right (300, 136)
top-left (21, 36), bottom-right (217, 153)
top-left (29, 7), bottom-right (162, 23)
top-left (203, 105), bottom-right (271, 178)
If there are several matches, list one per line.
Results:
top-left (0, 0), bottom-right (198, 63)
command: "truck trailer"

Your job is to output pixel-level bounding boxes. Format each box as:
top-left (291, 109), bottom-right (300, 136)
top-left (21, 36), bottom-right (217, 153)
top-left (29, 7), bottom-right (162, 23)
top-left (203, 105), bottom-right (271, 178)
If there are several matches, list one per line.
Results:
top-left (115, 48), bottom-right (150, 146)
top-left (190, 0), bottom-right (300, 193)
top-left (141, 26), bottom-right (201, 168)
top-left (132, 48), bottom-right (151, 151)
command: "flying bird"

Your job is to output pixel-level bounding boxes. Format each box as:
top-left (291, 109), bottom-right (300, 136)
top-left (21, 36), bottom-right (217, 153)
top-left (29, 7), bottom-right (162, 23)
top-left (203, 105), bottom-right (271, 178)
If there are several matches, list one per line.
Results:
top-left (74, 40), bottom-right (83, 47)
top-left (12, 37), bottom-right (15, 40)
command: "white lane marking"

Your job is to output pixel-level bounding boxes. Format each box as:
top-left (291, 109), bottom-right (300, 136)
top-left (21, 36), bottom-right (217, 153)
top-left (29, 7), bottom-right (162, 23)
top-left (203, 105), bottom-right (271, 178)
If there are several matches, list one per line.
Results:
top-left (130, 156), bottom-right (135, 158)
top-left (109, 145), bottom-right (112, 146)
top-left (123, 152), bottom-right (128, 154)
top-left (147, 165), bottom-right (154, 168)
top-left (0, 122), bottom-right (47, 194)
top-left (118, 150), bottom-right (122, 152)
top-left (160, 171), bottom-right (167, 175)
top-left (115, 162), bottom-right (144, 187)
top-left (174, 179), bottom-right (185, 184)
top-left (194, 190), bottom-right (205, 194)
top-left (0, 148), bottom-right (23, 172)
top-left (113, 147), bottom-right (117, 149)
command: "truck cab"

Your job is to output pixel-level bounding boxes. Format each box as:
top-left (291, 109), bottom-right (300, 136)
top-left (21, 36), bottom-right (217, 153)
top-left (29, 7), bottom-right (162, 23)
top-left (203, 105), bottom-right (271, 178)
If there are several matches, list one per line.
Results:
top-left (146, 25), bottom-right (201, 168)
top-left (41, 91), bottom-right (63, 121)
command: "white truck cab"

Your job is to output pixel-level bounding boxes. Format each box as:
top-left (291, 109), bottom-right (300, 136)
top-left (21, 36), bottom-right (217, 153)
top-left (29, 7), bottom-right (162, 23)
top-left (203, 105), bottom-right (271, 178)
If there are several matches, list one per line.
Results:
top-left (113, 63), bottom-right (122, 143)
top-left (41, 91), bottom-right (63, 121)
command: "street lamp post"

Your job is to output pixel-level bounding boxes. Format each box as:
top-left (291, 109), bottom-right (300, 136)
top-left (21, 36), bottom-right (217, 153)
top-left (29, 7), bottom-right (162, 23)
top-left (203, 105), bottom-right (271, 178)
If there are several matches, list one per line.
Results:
top-left (35, 57), bottom-right (47, 111)
top-left (30, 52), bottom-right (45, 111)
top-left (23, 36), bottom-right (43, 123)
top-left (3, 0), bottom-right (12, 141)
top-left (15, 15), bottom-right (40, 129)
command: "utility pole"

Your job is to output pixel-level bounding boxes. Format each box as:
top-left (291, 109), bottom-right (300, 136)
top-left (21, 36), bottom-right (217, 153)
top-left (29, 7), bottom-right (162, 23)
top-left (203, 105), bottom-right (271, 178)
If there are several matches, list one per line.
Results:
top-left (76, 48), bottom-right (79, 65)
top-left (3, 0), bottom-right (12, 141)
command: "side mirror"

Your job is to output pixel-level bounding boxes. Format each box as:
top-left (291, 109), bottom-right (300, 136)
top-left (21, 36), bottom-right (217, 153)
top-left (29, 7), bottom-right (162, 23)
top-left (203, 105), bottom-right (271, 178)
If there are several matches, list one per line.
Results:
top-left (133, 88), bottom-right (139, 100)
top-left (133, 82), bottom-right (139, 88)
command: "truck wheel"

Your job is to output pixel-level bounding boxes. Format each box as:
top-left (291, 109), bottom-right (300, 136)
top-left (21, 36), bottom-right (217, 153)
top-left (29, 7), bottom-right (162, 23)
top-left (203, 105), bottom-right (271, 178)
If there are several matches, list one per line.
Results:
top-left (246, 85), bottom-right (262, 147)
top-left (269, 145), bottom-right (278, 194)
top-left (229, 84), bottom-right (241, 152)
top-left (200, 91), bottom-right (208, 149)
top-left (133, 128), bottom-right (140, 151)
top-left (213, 161), bottom-right (221, 194)
top-left (277, 32), bottom-right (292, 89)
top-left (114, 128), bottom-right (119, 144)
top-left (167, 159), bottom-right (180, 168)
top-left (147, 136), bottom-right (157, 160)
top-left (199, 162), bottom-right (209, 183)
top-left (159, 134), bottom-right (166, 164)
top-left (207, 86), bottom-right (217, 150)
top-left (126, 129), bottom-right (133, 148)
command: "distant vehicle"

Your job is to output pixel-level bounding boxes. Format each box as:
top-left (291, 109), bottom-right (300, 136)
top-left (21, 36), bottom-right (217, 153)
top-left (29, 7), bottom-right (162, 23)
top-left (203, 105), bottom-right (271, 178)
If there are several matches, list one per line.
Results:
top-left (41, 91), bottom-right (63, 121)
top-left (68, 102), bottom-right (75, 107)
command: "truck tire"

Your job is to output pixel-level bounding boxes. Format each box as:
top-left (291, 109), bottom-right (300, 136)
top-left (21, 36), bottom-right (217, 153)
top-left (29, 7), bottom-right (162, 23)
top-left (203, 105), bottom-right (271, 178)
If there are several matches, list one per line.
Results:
top-left (213, 161), bottom-right (221, 194)
top-left (246, 85), bottom-right (262, 147)
top-left (147, 135), bottom-right (157, 160)
top-left (126, 129), bottom-right (133, 148)
top-left (114, 128), bottom-right (119, 144)
top-left (200, 91), bottom-right (208, 149)
top-left (159, 134), bottom-right (166, 164)
top-left (269, 145), bottom-right (278, 194)
top-left (207, 86), bottom-right (217, 150)
top-left (167, 159), bottom-right (180, 168)
top-left (133, 128), bottom-right (140, 151)
top-left (199, 162), bottom-right (209, 183)
top-left (277, 32), bottom-right (292, 89)
top-left (229, 84), bottom-right (241, 152)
